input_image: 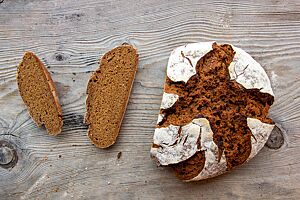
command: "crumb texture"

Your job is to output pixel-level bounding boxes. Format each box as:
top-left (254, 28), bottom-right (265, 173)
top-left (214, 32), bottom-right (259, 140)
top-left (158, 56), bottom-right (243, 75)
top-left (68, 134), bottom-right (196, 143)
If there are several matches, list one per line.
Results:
top-left (17, 52), bottom-right (63, 135)
top-left (153, 43), bottom-right (274, 180)
top-left (86, 44), bottom-right (138, 148)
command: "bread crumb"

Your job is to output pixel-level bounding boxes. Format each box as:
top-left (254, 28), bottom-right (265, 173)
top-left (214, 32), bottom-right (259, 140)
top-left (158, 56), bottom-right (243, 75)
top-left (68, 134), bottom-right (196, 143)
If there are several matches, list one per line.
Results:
top-left (117, 152), bottom-right (122, 159)
top-left (42, 156), bottom-right (48, 161)
top-left (53, 187), bottom-right (59, 192)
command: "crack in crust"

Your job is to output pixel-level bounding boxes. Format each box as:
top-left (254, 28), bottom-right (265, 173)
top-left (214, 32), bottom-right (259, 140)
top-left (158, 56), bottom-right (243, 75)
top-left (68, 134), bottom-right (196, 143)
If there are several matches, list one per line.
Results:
top-left (233, 64), bottom-right (249, 80)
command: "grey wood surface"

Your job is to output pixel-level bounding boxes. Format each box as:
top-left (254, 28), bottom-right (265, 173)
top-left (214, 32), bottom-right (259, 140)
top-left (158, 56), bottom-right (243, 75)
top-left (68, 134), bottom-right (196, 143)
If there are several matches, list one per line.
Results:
top-left (0, 0), bottom-right (300, 199)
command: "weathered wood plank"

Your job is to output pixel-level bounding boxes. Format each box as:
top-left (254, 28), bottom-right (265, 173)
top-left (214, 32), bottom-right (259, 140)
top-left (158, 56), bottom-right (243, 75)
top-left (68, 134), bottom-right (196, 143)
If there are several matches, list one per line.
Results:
top-left (0, 0), bottom-right (300, 199)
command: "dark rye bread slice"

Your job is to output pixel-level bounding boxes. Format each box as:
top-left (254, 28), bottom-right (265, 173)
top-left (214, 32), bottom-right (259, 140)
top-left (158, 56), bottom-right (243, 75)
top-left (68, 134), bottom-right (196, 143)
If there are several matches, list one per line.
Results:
top-left (17, 52), bottom-right (63, 135)
top-left (85, 44), bottom-right (138, 148)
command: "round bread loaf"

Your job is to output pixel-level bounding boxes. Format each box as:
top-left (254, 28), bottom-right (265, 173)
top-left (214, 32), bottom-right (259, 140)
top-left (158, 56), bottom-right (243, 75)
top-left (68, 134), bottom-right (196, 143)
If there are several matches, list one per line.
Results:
top-left (150, 42), bottom-right (275, 181)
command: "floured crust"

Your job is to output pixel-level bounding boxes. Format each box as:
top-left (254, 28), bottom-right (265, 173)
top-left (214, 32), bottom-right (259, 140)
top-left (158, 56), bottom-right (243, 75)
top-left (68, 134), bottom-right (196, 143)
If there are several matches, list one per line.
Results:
top-left (17, 52), bottom-right (63, 135)
top-left (191, 151), bottom-right (227, 181)
top-left (228, 46), bottom-right (274, 96)
top-left (167, 42), bottom-right (213, 83)
top-left (151, 42), bottom-right (275, 181)
top-left (190, 119), bottom-right (227, 181)
top-left (160, 93), bottom-right (179, 109)
top-left (246, 118), bottom-right (275, 161)
top-left (151, 118), bottom-right (202, 165)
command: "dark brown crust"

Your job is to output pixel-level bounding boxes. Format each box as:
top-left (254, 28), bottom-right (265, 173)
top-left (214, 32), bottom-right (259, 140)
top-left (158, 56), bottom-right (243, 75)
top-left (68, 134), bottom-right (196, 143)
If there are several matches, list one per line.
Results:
top-left (171, 151), bottom-right (205, 180)
top-left (17, 52), bottom-right (63, 135)
top-left (85, 44), bottom-right (139, 148)
top-left (159, 43), bottom-right (274, 180)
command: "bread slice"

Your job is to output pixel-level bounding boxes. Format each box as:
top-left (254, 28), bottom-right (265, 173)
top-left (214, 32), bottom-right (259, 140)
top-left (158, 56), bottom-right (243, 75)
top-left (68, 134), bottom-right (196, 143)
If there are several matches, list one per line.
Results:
top-left (85, 44), bottom-right (138, 148)
top-left (17, 52), bottom-right (63, 135)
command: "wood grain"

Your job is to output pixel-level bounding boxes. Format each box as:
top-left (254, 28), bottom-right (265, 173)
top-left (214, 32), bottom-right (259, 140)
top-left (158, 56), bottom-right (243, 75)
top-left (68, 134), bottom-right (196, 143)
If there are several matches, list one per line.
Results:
top-left (0, 0), bottom-right (300, 199)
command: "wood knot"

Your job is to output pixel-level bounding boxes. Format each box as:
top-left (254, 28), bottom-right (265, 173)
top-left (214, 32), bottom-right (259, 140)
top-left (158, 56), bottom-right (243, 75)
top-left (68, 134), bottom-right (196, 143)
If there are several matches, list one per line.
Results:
top-left (265, 125), bottom-right (284, 150)
top-left (54, 53), bottom-right (67, 61)
top-left (0, 140), bottom-right (18, 169)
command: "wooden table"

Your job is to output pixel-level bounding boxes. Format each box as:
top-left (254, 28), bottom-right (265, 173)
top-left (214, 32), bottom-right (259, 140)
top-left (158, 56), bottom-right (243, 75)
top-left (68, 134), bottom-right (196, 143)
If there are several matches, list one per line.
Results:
top-left (0, 0), bottom-right (299, 199)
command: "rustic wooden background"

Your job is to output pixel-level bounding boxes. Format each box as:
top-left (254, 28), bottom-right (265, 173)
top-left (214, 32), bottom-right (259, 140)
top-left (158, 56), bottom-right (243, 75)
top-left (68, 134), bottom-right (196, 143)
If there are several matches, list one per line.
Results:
top-left (0, 0), bottom-right (299, 199)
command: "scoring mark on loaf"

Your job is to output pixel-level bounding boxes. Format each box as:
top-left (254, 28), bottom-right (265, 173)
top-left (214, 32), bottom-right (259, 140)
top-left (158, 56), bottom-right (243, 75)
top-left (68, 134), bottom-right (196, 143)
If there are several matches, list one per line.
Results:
top-left (190, 119), bottom-right (227, 181)
top-left (191, 152), bottom-right (227, 181)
